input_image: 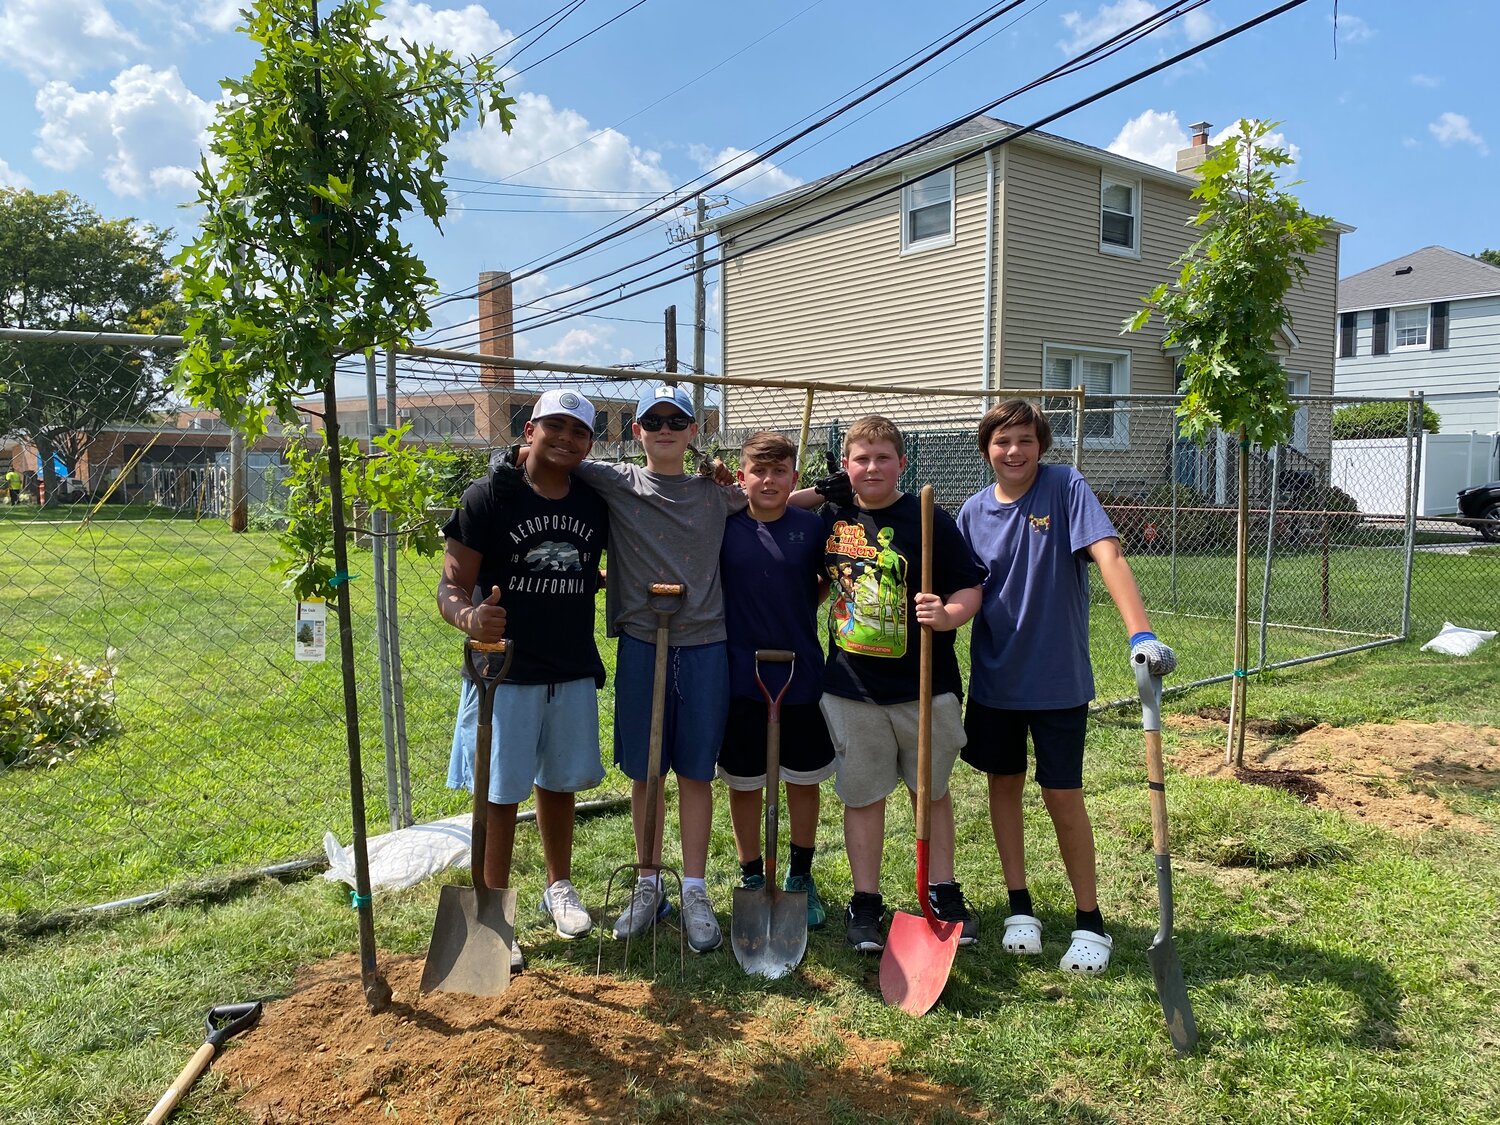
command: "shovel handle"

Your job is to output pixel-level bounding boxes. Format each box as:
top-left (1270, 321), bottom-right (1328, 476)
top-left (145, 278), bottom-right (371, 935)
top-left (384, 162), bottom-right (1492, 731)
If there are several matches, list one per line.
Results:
top-left (464, 639), bottom-right (513, 891)
top-left (754, 650), bottom-right (795, 889)
top-left (143, 1002), bottom-right (262, 1125)
top-left (644, 584), bottom-right (686, 871)
top-left (915, 486), bottom-right (935, 845)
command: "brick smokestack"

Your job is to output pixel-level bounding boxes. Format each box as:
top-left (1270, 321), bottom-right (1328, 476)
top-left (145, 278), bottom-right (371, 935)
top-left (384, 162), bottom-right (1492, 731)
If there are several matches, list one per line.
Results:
top-left (1175, 120), bottom-right (1212, 177)
top-left (478, 270), bottom-right (513, 386)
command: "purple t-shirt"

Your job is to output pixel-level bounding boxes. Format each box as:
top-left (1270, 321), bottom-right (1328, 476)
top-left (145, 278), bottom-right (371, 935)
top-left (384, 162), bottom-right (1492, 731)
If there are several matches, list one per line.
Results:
top-left (957, 464), bottom-right (1118, 709)
top-left (720, 507), bottom-right (825, 704)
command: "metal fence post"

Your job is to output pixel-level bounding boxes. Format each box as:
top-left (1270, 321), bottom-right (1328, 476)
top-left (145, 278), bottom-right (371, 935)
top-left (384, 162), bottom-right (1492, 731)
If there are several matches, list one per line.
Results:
top-left (366, 349), bottom-right (400, 832)
top-left (386, 347), bottom-right (413, 826)
top-left (797, 388), bottom-right (815, 480)
top-left (1072, 386), bottom-right (1085, 471)
top-left (1400, 391), bottom-right (1422, 639)
top-left (1258, 443), bottom-right (1280, 670)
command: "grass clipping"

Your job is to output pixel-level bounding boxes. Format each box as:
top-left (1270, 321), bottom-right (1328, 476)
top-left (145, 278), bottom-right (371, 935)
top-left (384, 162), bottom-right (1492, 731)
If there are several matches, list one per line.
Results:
top-left (219, 954), bottom-right (984, 1124)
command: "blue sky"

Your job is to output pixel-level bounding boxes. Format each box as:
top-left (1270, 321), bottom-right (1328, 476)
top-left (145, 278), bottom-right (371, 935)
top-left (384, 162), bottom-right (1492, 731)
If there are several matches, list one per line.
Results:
top-left (0, 0), bottom-right (1495, 374)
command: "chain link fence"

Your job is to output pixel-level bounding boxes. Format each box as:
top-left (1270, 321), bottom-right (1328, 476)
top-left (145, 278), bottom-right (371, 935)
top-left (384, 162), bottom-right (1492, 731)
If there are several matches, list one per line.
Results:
top-left (3, 327), bottom-right (1496, 917)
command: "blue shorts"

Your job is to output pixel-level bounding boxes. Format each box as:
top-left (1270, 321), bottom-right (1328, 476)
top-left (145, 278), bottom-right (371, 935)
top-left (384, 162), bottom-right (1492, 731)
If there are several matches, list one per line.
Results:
top-left (613, 635), bottom-right (728, 783)
top-left (960, 702), bottom-right (1089, 790)
top-left (447, 677), bottom-right (605, 805)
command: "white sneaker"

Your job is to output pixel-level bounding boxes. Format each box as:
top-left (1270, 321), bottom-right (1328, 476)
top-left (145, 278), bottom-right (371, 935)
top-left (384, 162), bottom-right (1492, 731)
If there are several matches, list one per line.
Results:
top-left (612, 879), bottom-right (668, 940)
top-left (540, 879), bottom-right (592, 939)
top-left (681, 885), bottom-right (722, 953)
top-left (509, 934), bottom-right (524, 974)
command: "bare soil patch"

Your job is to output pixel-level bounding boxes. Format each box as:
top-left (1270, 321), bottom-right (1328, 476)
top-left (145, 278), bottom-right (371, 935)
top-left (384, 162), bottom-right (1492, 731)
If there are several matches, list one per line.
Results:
top-left (1166, 717), bottom-right (1498, 835)
top-left (219, 953), bottom-right (987, 1124)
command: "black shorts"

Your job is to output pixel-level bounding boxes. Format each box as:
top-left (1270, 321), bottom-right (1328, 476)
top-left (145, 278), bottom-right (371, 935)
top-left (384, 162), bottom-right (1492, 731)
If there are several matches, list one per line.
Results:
top-left (961, 702), bottom-right (1089, 789)
top-left (717, 696), bottom-right (836, 789)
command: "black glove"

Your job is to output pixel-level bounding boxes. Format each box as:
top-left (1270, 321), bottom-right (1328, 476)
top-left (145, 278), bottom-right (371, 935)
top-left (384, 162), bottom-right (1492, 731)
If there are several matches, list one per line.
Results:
top-left (488, 444), bottom-right (524, 505)
top-left (813, 451), bottom-right (853, 507)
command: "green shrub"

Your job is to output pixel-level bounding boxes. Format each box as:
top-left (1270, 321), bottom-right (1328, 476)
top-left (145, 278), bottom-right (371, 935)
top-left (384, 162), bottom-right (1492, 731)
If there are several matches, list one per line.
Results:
top-left (1332, 400), bottom-right (1441, 440)
top-left (0, 656), bottom-right (123, 768)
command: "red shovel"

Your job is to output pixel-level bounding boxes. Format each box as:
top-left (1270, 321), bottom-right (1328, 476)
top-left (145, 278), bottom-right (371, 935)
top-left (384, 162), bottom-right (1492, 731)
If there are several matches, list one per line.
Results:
top-left (879, 485), bottom-right (961, 1015)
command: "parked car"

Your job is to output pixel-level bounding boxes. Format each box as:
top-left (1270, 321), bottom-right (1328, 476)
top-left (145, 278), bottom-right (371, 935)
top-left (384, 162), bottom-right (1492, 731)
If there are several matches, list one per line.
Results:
top-left (1457, 481), bottom-right (1500, 542)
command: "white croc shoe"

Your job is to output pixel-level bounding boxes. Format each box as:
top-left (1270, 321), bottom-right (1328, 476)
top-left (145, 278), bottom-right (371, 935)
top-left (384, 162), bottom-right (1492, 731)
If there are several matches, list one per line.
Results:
top-left (1060, 930), bottom-right (1113, 975)
top-left (1001, 914), bottom-right (1044, 956)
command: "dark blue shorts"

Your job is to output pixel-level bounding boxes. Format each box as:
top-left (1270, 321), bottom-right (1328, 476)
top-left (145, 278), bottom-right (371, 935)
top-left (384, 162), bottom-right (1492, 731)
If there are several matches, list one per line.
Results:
top-left (960, 702), bottom-right (1089, 790)
top-left (613, 635), bottom-right (729, 782)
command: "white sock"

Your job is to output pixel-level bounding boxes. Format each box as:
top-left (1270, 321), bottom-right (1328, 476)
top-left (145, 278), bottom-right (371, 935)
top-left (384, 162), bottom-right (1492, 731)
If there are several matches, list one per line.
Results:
top-left (637, 874), bottom-right (661, 890)
top-left (682, 876), bottom-right (707, 894)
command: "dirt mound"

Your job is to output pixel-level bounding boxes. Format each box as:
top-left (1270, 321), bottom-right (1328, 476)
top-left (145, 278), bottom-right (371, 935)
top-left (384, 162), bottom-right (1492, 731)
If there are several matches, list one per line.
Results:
top-left (219, 953), bottom-right (986, 1124)
top-left (1167, 717), bottom-right (1498, 835)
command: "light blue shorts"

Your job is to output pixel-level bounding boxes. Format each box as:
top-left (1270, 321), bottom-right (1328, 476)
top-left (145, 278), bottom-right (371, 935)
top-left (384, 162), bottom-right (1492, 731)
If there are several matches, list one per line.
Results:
top-left (447, 677), bottom-right (605, 806)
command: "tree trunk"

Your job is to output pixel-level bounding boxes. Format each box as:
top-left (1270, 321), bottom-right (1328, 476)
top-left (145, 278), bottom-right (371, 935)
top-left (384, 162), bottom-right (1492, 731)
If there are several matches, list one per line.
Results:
top-left (36, 438), bottom-right (60, 509)
top-left (1226, 431), bottom-right (1250, 767)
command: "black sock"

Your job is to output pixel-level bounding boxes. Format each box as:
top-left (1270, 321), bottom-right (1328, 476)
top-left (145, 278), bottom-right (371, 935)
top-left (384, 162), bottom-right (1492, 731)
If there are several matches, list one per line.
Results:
top-left (1008, 887), bottom-right (1034, 918)
top-left (850, 890), bottom-right (883, 913)
top-left (787, 843), bottom-right (814, 879)
top-left (740, 856), bottom-right (764, 881)
top-left (1076, 907), bottom-right (1106, 936)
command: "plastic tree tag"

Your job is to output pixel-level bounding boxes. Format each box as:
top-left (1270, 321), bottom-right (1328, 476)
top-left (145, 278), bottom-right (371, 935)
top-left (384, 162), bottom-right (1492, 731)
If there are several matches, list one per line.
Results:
top-left (295, 598), bottom-right (327, 662)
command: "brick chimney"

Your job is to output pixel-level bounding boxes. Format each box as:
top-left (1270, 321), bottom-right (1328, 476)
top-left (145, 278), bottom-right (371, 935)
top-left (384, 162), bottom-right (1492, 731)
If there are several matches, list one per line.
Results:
top-left (1175, 120), bottom-right (1212, 177)
top-left (477, 270), bottom-right (513, 387)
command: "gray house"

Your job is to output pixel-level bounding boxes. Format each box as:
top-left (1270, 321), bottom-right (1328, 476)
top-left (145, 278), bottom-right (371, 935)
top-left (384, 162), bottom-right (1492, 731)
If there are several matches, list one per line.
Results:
top-left (1336, 246), bottom-right (1500, 432)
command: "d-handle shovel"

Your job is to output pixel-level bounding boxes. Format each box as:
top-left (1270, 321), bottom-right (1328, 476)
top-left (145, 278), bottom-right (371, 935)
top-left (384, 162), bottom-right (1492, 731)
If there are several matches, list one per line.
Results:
top-left (730, 649), bottom-right (808, 979)
top-left (142, 1001), bottom-right (262, 1124)
top-left (420, 639), bottom-right (519, 997)
top-left (880, 485), bottom-right (961, 1016)
top-left (1133, 652), bottom-right (1199, 1056)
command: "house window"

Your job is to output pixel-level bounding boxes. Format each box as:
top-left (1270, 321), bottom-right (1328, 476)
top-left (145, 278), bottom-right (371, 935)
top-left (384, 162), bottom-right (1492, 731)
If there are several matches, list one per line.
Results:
top-left (900, 169), bottom-right (954, 252)
top-left (1285, 372), bottom-right (1309, 452)
top-left (1042, 344), bottom-right (1130, 446)
top-left (1392, 305), bottom-right (1428, 349)
top-left (509, 403), bottom-right (530, 438)
top-left (1100, 175), bottom-right (1139, 256)
top-left (1338, 312), bottom-right (1356, 358)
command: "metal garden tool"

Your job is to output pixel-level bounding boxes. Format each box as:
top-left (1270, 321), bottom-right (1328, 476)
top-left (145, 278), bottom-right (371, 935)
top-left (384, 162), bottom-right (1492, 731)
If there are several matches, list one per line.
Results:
top-left (730, 649), bottom-right (808, 979)
top-left (880, 485), bottom-right (961, 1016)
top-left (142, 1001), bottom-right (262, 1124)
top-left (1133, 650), bottom-right (1199, 1056)
top-left (420, 638), bottom-right (518, 997)
top-left (599, 582), bottom-right (686, 976)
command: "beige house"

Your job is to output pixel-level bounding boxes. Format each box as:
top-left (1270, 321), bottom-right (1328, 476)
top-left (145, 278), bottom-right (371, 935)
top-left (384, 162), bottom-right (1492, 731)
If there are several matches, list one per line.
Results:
top-left (706, 115), bottom-right (1344, 492)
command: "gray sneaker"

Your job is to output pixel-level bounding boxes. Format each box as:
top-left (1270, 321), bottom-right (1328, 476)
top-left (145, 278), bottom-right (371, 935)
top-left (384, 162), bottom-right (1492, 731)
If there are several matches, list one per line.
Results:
top-left (612, 879), bottom-right (670, 940)
top-left (681, 885), bottom-right (722, 953)
top-left (509, 933), bottom-right (525, 974)
top-left (540, 878), bottom-right (592, 939)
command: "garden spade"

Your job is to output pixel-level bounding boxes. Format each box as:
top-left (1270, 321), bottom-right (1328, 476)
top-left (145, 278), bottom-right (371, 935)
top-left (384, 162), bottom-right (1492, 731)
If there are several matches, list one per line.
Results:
top-left (880, 485), bottom-right (960, 1016)
top-left (421, 638), bottom-right (517, 997)
top-left (142, 1001), bottom-right (261, 1124)
top-left (730, 649), bottom-right (807, 979)
top-left (1132, 650), bottom-right (1199, 1055)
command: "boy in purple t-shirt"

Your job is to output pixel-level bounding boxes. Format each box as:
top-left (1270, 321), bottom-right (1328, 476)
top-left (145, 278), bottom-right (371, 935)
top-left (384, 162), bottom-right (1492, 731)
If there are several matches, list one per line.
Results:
top-left (956, 399), bottom-right (1175, 976)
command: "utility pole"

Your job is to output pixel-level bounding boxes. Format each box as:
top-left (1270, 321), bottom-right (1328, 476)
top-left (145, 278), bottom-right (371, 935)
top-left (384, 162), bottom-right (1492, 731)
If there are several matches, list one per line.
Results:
top-left (664, 304), bottom-right (677, 378)
top-left (692, 195), bottom-right (707, 424)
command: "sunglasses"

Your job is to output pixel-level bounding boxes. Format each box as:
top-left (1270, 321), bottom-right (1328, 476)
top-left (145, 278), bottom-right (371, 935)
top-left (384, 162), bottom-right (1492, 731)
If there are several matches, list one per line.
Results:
top-left (637, 413), bottom-right (693, 431)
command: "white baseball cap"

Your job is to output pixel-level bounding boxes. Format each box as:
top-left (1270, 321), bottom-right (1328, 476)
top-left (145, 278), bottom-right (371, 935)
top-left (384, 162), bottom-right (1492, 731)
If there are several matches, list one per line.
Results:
top-left (530, 388), bottom-right (596, 433)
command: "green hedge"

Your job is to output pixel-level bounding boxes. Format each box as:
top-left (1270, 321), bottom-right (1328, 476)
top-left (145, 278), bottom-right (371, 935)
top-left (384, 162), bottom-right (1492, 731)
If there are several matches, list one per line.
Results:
top-left (0, 656), bottom-right (123, 768)
top-left (1332, 400), bottom-right (1441, 440)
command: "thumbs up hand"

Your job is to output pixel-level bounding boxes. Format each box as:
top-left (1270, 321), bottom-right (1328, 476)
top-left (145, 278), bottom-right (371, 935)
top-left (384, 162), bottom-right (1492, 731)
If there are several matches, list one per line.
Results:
top-left (467, 585), bottom-right (507, 641)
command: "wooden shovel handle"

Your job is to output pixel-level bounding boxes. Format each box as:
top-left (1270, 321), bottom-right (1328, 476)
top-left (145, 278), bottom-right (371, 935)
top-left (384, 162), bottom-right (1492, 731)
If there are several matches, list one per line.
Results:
top-left (916, 485), bottom-right (934, 842)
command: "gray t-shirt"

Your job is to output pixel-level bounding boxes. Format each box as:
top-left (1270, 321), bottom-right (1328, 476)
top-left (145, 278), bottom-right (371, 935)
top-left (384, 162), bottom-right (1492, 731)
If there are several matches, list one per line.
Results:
top-left (574, 461), bottom-right (746, 646)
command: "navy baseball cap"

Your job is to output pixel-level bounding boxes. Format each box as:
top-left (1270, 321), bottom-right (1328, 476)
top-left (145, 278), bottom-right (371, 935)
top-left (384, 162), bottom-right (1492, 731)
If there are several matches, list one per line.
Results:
top-left (634, 384), bottom-right (695, 421)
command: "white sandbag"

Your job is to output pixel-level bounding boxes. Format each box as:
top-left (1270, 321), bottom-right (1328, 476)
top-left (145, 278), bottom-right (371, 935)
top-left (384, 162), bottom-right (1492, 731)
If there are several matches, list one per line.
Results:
top-left (323, 814), bottom-right (470, 893)
top-left (1420, 621), bottom-right (1497, 657)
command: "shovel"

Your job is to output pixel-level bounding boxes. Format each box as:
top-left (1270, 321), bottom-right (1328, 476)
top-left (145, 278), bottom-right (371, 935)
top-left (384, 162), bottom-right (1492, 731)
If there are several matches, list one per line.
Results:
top-left (142, 1001), bottom-right (262, 1124)
top-left (880, 485), bottom-right (961, 1016)
top-left (731, 649), bottom-right (808, 979)
top-left (1132, 651), bottom-right (1199, 1056)
top-left (420, 638), bottom-right (518, 997)
top-left (599, 583), bottom-right (686, 975)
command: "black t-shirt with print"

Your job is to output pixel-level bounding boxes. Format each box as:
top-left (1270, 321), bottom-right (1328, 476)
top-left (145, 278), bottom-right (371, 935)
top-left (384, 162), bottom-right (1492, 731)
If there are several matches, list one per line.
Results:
top-left (820, 491), bottom-right (984, 705)
top-left (443, 472), bottom-right (609, 686)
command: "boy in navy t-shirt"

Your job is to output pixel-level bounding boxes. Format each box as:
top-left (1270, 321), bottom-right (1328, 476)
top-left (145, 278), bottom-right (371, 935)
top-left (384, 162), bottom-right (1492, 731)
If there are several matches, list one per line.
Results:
top-left (956, 399), bottom-right (1175, 976)
top-left (718, 431), bottom-right (833, 928)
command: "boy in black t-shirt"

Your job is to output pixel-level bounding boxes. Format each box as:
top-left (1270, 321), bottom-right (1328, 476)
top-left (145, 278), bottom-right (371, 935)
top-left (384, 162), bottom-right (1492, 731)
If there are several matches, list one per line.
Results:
top-left (437, 389), bottom-right (610, 968)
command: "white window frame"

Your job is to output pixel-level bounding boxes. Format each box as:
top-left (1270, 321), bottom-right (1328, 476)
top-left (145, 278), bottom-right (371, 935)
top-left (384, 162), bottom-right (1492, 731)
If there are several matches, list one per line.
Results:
top-left (900, 168), bottom-right (955, 254)
top-left (1285, 371), bottom-right (1310, 452)
top-left (1042, 343), bottom-right (1131, 449)
top-left (1391, 304), bottom-right (1429, 350)
top-left (1099, 173), bottom-right (1140, 257)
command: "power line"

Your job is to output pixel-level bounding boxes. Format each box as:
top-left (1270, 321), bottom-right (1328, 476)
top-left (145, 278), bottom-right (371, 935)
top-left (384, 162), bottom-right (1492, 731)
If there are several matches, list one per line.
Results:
top-left (505, 0), bottom-right (654, 82)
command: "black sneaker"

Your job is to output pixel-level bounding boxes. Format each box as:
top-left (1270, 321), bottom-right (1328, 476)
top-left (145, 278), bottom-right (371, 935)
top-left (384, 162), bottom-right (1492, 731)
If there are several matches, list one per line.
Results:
top-left (844, 892), bottom-right (886, 953)
top-left (929, 881), bottom-right (979, 946)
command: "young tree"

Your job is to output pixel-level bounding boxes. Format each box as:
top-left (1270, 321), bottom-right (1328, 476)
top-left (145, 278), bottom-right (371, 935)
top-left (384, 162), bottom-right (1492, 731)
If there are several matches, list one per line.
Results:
top-left (1125, 119), bottom-right (1329, 767)
top-left (0, 189), bottom-right (177, 506)
top-left (174, 0), bottom-right (513, 1011)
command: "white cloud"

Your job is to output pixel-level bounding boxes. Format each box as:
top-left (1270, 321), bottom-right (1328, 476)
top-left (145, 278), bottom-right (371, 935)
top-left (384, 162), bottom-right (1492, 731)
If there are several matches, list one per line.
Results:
top-left (1107, 111), bottom-right (1300, 172)
top-left (1428, 112), bottom-right (1488, 156)
top-left (1332, 12), bottom-right (1374, 44)
top-left (512, 271), bottom-right (593, 313)
top-left (687, 145), bottom-right (801, 200)
top-left (1410, 73), bottom-right (1441, 88)
top-left (0, 0), bottom-right (143, 82)
top-left (33, 65), bottom-right (216, 198)
top-left (1058, 0), bottom-right (1159, 54)
top-left (458, 91), bottom-right (676, 208)
top-left (522, 324), bottom-right (621, 367)
top-left (1401, 136), bottom-right (1420, 149)
top-left (0, 158), bottom-right (31, 188)
top-left (1182, 9), bottom-right (1218, 43)
top-left (372, 0), bottom-right (505, 58)
top-left (192, 0), bottom-right (243, 33)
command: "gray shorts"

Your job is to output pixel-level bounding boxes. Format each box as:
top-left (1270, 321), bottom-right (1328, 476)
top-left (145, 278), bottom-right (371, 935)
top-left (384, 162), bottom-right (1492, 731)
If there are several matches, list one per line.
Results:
top-left (818, 693), bottom-right (966, 809)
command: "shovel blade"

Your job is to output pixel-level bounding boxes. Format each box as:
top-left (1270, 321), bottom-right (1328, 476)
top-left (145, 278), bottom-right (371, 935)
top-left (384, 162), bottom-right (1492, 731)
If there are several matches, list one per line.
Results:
top-left (730, 887), bottom-right (808, 979)
top-left (1148, 934), bottom-right (1199, 1055)
top-left (420, 884), bottom-right (518, 997)
top-left (879, 910), bottom-right (960, 1015)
